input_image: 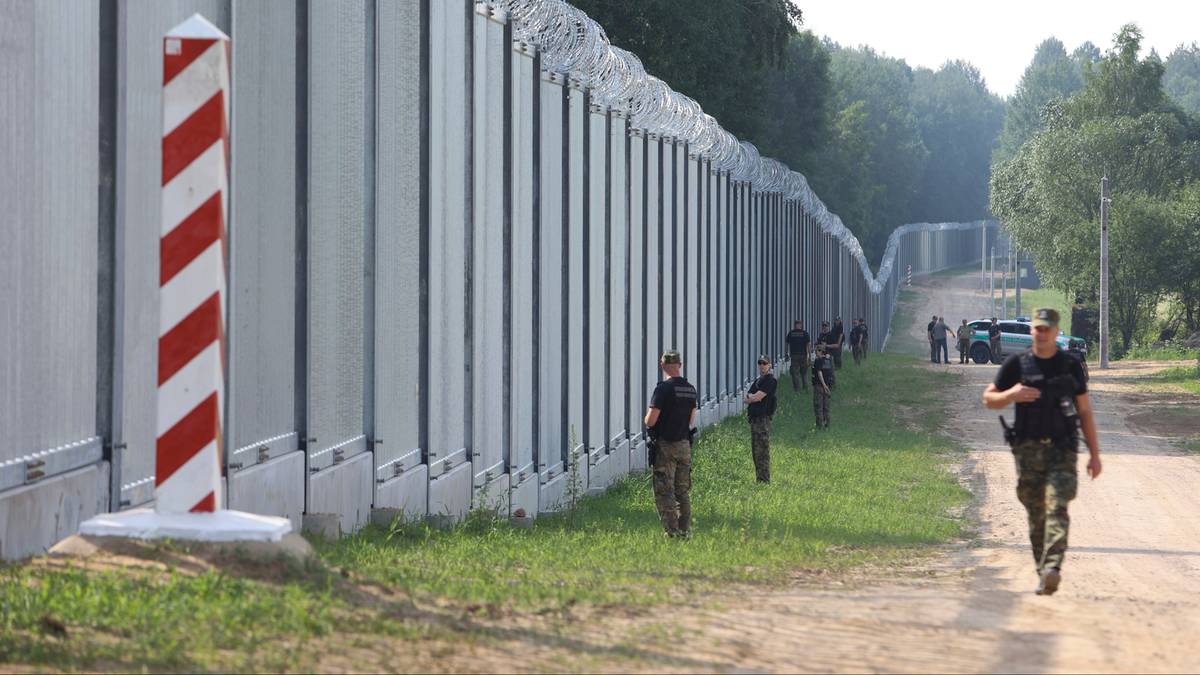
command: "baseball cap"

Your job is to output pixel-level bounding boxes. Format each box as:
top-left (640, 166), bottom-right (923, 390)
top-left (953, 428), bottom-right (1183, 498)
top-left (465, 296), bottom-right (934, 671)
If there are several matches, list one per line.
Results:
top-left (757, 354), bottom-right (771, 365)
top-left (661, 350), bottom-right (681, 364)
top-left (1031, 308), bottom-right (1060, 328)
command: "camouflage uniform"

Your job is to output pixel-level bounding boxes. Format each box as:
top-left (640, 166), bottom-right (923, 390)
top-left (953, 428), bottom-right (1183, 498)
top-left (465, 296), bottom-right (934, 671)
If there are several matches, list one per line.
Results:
top-left (653, 439), bottom-right (692, 533)
top-left (812, 387), bottom-right (830, 427)
top-left (788, 354), bottom-right (809, 392)
top-left (1012, 438), bottom-right (1078, 572)
top-left (750, 417), bottom-right (771, 482)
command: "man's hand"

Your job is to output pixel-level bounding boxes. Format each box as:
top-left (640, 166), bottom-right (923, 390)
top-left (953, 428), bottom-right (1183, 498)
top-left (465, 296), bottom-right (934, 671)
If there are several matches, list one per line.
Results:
top-left (1087, 455), bottom-right (1102, 479)
top-left (1008, 383), bottom-right (1041, 404)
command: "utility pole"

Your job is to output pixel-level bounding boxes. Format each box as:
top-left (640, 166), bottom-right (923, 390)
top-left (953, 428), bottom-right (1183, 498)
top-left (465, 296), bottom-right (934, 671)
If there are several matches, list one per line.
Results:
top-left (1001, 242), bottom-right (1008, 320)
top-left (989, 244), bottom-right (995, 317)
top-left (1100, 175), bottom-right (1111, 369)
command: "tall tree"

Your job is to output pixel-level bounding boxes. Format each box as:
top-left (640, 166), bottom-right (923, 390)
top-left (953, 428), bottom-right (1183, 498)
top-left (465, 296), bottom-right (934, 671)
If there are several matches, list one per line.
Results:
top-left (570, 0), bottom-right (802, 141)
top-left (990, 25), bottom-right (1200, 352)
top-left (911, 61), bottom-right (1005, 222)
top-left (1164, 42), bottom-right (1200, 116)
top-left (756, 31), bottom-right (833, 175)
top-left (994, 38), bottom-right (1084, 164)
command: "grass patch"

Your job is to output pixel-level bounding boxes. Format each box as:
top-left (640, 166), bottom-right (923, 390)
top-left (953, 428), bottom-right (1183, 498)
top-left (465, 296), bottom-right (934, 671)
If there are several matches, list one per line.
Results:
top-left (1, 355), bottom-right (968, 671)
top-left (322, 353), bottom-right (968, 608)
top-left (887, 288), bottom-right (923, 356)
top-left (1140, 365), bottom-right (1200, 395)
top-left (1004, 287), bottom-right (1073, 335)
top-left (1119, 344), bottom-right (1200, 362)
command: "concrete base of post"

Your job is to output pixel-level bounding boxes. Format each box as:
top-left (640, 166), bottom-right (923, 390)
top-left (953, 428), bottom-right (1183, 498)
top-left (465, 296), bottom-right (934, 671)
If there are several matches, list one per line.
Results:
top-left (78, 507), bottom-right (292, 542)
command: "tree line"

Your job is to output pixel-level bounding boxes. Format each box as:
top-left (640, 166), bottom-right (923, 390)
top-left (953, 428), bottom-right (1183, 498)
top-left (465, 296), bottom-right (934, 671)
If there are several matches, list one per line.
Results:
top-left (572, 1), bottom-right (1200, 350)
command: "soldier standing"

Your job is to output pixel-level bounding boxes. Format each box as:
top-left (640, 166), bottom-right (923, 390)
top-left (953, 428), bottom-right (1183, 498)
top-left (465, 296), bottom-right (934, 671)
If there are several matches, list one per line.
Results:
top-left (644, 350), bottom-right (698, 537)
top-left (927, 315), bottom-right (939, 363)
top-left (957, 319), bottom-right (972, 364)
top-left (811, 345), bottom-right (834, 428)
top-left (983, 308), bottom-right (1102, 595)
top-left (744, 355), bottom-right (778, 483)
top-left (784, 320), bottom-right (811, 391)
top-left (829, 317), bottom-right (846, 369)
top-left (988, 317), bottom-right (1003, 363)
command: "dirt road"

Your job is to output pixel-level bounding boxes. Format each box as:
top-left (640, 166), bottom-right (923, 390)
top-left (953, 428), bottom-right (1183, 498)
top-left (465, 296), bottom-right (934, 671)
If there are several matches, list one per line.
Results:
top-left (504, 270), bottom-right (1200, 673)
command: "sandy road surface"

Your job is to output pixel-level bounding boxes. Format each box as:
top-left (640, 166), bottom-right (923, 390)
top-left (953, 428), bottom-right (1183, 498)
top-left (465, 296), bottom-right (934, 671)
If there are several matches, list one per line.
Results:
top-left (484, 270), bottom-right (1200, 674)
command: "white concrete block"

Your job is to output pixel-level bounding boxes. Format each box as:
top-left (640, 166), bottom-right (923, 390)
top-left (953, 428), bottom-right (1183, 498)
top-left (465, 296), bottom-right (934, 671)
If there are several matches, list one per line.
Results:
top-left (374, 463), bottom-right (428, 523)
top-left (509, 472), bottom-right (538, 518)
top-left (428, 461), bottom-right (472, 523)
top-left (0, 463), bottom-right (109, 561)
top-left (228, 450), bottom-right (305, 532)
top-left (307, 451), bottom-right (373, 536)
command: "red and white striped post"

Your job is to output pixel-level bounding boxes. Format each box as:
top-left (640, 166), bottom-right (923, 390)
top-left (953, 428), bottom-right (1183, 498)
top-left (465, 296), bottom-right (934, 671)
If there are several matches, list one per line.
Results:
top-left (78, 14), bottom-right (290, 542)
top-left (156, 15), bottom-right (230, 513)
top-left (906, 264), bottom-right (912, 287)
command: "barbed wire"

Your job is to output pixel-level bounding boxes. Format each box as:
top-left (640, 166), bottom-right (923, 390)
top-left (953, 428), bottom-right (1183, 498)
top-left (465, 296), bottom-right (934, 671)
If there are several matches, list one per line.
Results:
top-left (499, 0), bottom-right (991, 295)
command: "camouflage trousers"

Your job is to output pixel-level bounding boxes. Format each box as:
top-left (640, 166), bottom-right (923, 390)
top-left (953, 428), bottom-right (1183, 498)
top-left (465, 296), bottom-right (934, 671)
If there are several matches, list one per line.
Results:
top-left (789, 355), bottom-right (809, 391)
top-left (851, 344), bottom-right (865, 365)
top-left (749, 416), bottom-right (771, 482)
top-left (829, 345), bottom-right (843, 369)
top-left (1012, 438), bottom-right (1078, 572)
top-left (653, 439), bottom-right (692, 533)
top-left (812, 387), bottom-right (830, 427)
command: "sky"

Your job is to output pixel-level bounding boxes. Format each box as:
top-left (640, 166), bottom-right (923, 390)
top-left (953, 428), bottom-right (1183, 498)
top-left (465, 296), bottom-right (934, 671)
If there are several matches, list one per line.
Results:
top-left (799, 0), bottom-right (1200, 98)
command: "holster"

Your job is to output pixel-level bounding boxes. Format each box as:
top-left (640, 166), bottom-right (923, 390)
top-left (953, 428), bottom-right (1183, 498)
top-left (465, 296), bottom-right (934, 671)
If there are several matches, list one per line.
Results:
top-left (998, 416), bottom-right (1017, 446)
top-left (645, 431), bottom-right (659, 467)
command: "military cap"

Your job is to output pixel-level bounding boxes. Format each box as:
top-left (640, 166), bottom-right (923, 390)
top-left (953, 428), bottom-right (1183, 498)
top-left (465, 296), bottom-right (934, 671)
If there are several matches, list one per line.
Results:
top-left (660, 350), bottom-right (682, 364)
top-left (757, 354), bottom-right (771, 365)
top-left (1031, 308), bottom-right (1060, 328)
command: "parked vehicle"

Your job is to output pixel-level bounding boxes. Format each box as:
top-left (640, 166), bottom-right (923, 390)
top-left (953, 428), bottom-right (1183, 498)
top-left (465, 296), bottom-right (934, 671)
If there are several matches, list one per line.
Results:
top-left (966, 319), bottom-right (1088, 372)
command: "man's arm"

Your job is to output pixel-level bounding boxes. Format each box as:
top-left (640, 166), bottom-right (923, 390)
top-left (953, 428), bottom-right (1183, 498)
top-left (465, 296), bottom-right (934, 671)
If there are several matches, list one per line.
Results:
top-left (1075, 392), bottom-right (1103, 479)
top-left (745, 390), bottom-right (766, 403)
top-left (982, 382), bottom-right (1040, 409)
top-left (689, 407), bottom-right (698, 428)
top-left (817, 371), bottom-right (830, 393)
top-left (644, 407), bottom-right (660, 428)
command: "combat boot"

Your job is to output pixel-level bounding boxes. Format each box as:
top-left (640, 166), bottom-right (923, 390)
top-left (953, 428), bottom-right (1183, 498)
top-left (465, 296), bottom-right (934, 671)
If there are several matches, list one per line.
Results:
top-left (1036, 568), bottom-right (1061, 596)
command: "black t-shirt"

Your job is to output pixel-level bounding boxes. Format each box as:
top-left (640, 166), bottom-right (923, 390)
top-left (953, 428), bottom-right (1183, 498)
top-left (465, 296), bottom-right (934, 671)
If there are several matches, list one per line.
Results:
top-left (818, 330), bottom-right (835, 347)
top-left (830, 324), bottom-right (845, 345)
top-left (785, 329), bottom-right (810, 356)
top-left (859, 324), bottom-right (869, 342)
top-left (748, 373), bottom-right (777, 418)
top-left (650, 376), bottom-right (698, 442)
top-left (849, 326), bottom-right (863, 344)
top-left (811, 355), bottom-right (834, 387)
top-left (988, 324), bottom-right (1002, 339)
top-left (927, 320), bottom-right (936, 338)
top-left (994, 349), bottom-right (1087, 425)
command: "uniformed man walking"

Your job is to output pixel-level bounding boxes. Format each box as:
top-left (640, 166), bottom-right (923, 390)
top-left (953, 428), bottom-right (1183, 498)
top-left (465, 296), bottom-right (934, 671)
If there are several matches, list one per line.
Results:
top-left (785, 320), bottom-right (811, 391)
top-left (644, 350), bottom-right (698, 537)
top-left (811, 345), bottom-right (834, 428)
top-left (744, 355), bottom-right (778, 483)
top-left (927, 315), bottom-right (939, 363)
top-left (983, 308), bottom-right (1102, 595)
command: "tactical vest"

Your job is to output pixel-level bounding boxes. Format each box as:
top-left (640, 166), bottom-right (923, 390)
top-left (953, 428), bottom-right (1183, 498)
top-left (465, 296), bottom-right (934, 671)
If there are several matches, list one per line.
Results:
top-left (812, 357), bottom-right (835, 388)
top-left (1013, 349), bottom-right (1079, 445)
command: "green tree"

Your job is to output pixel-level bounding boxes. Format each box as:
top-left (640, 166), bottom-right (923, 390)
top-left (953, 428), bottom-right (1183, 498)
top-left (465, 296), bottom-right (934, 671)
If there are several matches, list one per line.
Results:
top-left (1164, 43), bottom-right (1200, 116)
top-left (911, 60), bottom-right (1005, 222)
top-left (756, 31), bottom-right (833, 175)
top-left (994, 38), bottom-right (1084, 164)
top-left (571, 0), bottom-right (802, 141)
top-left (990, 25), bottom-right (1200, 352)
top-left (808, 43), bottom-right (928, 263)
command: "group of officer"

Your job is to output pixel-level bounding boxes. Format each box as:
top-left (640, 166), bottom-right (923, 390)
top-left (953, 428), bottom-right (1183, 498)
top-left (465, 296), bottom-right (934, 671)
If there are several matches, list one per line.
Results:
top-left (643, 316), bottom-right (870, 537)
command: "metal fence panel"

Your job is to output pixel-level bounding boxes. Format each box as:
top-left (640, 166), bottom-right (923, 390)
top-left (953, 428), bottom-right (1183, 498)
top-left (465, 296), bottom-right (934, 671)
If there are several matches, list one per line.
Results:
top-left (228, 1), bottom-right (298, 471)
top-left (0, 1), bottom-right (100, 481)
top-left (627, 133), bottom-right (646, 437)
top-left (586, 108), bottom-right (606, 451)
top-left (537, 74), bottom-right (564, 474)
top-left (307, 0), bottom-right (366, 474)
top-left (607, 114), bottom-right (628, 443)
top-left (471, 9), bottom-right (505, 486)
top-left (566, 86), bottom-right (585, 452)
top-left (373, 0), bottom-right (423, 489)
top-left (510, 45), bottom-right (536, 478)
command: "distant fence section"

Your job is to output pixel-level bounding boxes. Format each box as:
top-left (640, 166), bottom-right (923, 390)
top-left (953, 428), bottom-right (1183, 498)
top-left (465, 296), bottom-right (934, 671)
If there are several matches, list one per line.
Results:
top-left (0, 0), bottom-right (998, 559)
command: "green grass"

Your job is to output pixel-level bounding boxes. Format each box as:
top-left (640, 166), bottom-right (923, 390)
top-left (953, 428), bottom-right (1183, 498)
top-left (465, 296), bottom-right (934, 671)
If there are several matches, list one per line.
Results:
top-left (1119, 344), bottom-right (1200, 362)
top-left (1004, 287), bottom-right (1073, 336)
top-left (1, 355), bottom-right (968, 671)
top-left (1141, 365), bottom-right (1200, 394)
top-left (887, 288), bottom-right (924, 356)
